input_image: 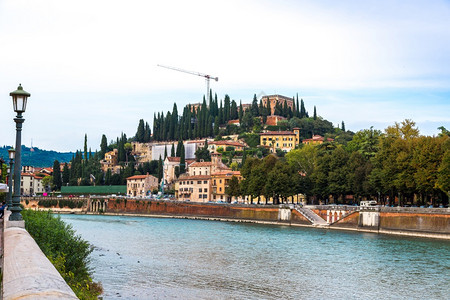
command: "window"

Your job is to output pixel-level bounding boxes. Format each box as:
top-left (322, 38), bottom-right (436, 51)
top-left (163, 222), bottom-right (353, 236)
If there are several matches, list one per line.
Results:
top-left (219, 179), bottom-right (222, 183)
top-left (219, 187), bottom-right (222, 192)
top-left (204, 180), bottom-right (207, 184)
top-left (199, 188), bottom-right (202, 192)
top-left (199, 171), bottom-right (202, 175)
top-left (197, 181), bottom-right (201, 184)
top-left (204, 189), bottom-right (207, 193)
top-left (213, 179), bottom-right (216, 185)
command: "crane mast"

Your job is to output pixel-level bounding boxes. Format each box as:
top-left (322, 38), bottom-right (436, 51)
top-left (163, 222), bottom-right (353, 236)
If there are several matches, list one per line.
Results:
top-left (158, 64), bottom-right (218, 103)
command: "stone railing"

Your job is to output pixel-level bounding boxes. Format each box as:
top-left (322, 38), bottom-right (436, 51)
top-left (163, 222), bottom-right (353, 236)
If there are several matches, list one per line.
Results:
top-left (2, 210), bottom-right (78, 299)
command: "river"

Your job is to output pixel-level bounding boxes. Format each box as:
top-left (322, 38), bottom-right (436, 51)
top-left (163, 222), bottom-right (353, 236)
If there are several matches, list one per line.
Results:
top-left (59, 214), bottom-right (449, 300)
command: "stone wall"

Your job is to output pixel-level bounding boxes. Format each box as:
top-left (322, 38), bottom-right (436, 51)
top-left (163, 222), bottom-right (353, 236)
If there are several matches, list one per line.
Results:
top-left (104, 199), bottom-right (281, 222)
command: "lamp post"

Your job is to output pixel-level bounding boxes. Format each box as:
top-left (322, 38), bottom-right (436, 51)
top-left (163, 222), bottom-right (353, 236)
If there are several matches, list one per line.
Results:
top-left (7, 148), bottom-right (15, 209)
top-left (9, 84), bottom-right (30, 221)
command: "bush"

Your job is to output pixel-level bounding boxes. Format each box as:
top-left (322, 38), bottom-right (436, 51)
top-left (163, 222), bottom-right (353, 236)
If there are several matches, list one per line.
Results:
top-left (22, 210), bottom-right (102, 299)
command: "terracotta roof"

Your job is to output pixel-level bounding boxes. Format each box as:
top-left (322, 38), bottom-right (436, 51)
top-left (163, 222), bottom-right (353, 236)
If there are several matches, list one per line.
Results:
top-left (211, 171), bottom-right (241, 176)
top-left (178, 175), bottom-right (211, 180)
top-left (227, 119), bottom-right (240, 125)
top-left (302, 135), bottom-right (334, 142)
top-left (189, 161), bottom-right (212, 167)
top-left (209, 140), bottom-right (246, 147)
top-left (260, 131), bottom-right (296, 136)
top-left (166, 157), bottom-right (181, 162)
top-left (265, 115), bottom-right (286, 126)
top-left (126, 174), bottom-right (156, 180)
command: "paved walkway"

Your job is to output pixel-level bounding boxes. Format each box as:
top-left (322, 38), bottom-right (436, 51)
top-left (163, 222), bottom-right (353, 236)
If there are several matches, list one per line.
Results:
top-left (295, 206), bottom-right (328, 226)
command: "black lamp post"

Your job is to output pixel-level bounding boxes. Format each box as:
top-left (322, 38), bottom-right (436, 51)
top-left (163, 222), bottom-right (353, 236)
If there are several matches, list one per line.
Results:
top-left (7, 148), bottom-right (15, 209)
top-left (9, 84), bottom-right (30, 221)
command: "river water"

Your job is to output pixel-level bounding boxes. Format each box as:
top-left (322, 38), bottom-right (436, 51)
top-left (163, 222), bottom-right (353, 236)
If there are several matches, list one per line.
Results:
top-left (59, 214), bottom-right (449, 300)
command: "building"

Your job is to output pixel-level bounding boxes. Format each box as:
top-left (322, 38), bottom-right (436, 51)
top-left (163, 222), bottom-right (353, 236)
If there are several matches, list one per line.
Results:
top-left (207, 140), bottom-right (247, 153)
top-left (260, 128), bottom-right (300, 153)
top-left (131, 142), bottom-right (152, 164)
top-left (176, 153), bottom-right (232, 202)
top-left (211, 170), bottom-right (242, 203)
top-left (302, 135), bottom-right (334, 145)
top-left (261, 95), bottom-right (294, 115)
top-left (177, 175), bottom-right (211, 202)
top-left (265, 115), bottom-right (287, 126)
top-left (100, 149), bottom-right (121, 173)
top-left (20, 173), bottom-right (44, 196)
top-left (126, 174), bottom-right (159, 197)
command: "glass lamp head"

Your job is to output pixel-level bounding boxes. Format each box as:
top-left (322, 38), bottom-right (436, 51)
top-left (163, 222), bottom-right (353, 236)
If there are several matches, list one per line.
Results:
top-left (10, 84), bottom-right (30, 113)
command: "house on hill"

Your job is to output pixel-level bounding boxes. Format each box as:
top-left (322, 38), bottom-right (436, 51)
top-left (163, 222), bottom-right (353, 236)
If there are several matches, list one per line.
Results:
top-left (207, 140), bottom-right (247, 153)
top-left (302, 135), bottom-right (334, 145)
top-left (260, 128), bottom-right (300, 153)
top-left (261, 95), bottom-right (293, 115)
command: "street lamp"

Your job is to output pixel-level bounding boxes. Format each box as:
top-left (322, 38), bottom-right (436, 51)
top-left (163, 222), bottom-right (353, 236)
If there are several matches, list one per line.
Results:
top-left (9, 84), bottom-right (30, 221)
top-left (7, 148), bottom-right (15, 209)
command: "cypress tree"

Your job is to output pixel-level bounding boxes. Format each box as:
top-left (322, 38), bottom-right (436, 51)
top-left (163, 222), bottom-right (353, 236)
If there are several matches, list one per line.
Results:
top-left (341, 121), bottom-right (346, 132)
top-left (157, 155), bottom-right (163, 183)
top-left (230, 100), bottom-right (238, 120)
top-left (164, 145), bottom-right (168, 159)
top-left (84, 134), bottom-right (88, 163)
top-left (313, 106), bottom-right (317, 120)
top-left (266, 99), bottom-right (272, 116)
top-left (52, 160), bottom-right (62, 190)
top-left (100, 134), bottom-right (108, 158)
top-left (180, 144), bottom-right (186, 173)
top-left (238, 100), bottom-right (244, 122)
top-left (136, 119), bottom-right (145, 142)
top-left (171, 143), bottom-right (175, 157)
top-left (300, 99), bottom-right (306, 118)
top-left (176, 139), bottom-right (182, 157)
top-left (144, 122), bottom-right (151, 142)
top-left (214, 116), bottom-right (220, 136)
top-left (62, 163), bottom-right (70, 186)
top-left (251, 94), bottom-right (259, 116)
top-left (224, 95), bottom-right (231, 122)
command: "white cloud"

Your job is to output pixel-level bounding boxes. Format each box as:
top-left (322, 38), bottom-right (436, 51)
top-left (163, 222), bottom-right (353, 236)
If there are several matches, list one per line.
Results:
top-left (0, 0), bottom-right (449, 151)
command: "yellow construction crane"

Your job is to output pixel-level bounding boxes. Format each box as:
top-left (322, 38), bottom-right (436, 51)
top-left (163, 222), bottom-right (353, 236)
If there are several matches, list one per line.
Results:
top-left (157, 64), bottom-right (218, 103)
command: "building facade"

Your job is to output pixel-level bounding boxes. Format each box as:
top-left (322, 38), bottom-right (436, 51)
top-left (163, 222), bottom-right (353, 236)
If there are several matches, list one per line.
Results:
top-left (20, 173), bottom-right (44, 196)
top-left (126, 174), bottom-right (159, 197)
top-left (260, 128), bottom-right (300, 153)
top-left (261, 95), bottom-right (294, 115)
top-left (211, 171), bottom-right (242, 203)
top-left (302, 134), bottom-right (334, 145)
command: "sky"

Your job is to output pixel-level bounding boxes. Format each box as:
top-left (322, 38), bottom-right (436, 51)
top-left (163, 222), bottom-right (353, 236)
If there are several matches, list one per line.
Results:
top-left (0, 0), bottom-right (449, 152)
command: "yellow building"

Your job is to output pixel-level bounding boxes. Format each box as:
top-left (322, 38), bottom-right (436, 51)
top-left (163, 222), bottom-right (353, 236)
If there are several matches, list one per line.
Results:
top-left (260, 128), bottom-right (300, 153)
top-left (302, 134), bottom-right (334, 145)
top-left (211, 171), bottom-right (242, 203)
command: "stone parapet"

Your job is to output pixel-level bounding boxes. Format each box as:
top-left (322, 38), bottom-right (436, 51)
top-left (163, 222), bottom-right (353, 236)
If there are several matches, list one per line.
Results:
top-left (2, 211), bottom-right (77, 300)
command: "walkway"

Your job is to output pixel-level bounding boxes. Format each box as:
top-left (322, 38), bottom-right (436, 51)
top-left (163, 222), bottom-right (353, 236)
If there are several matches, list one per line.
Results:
top-left (295, 206), bottom-right (328, 226)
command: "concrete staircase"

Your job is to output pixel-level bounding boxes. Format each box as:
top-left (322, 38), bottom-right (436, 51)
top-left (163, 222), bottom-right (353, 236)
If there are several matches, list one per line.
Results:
top-left (295, 206), bottom-right (328, 227)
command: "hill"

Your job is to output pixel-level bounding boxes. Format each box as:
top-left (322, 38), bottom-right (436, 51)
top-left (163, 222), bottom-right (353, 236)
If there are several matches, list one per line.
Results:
top-left (0, 146), bottom-right (74, 168)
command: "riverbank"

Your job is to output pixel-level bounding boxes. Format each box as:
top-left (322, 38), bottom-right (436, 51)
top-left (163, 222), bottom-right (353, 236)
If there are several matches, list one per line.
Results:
top-left (48, 203), bottom-right (450, 240)
top-left (23, 197), bottom-right (450, 240)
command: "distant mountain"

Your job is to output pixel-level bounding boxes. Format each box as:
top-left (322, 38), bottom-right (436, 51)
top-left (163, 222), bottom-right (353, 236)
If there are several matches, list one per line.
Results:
top-left (0, 146), bottom-right (74, 168)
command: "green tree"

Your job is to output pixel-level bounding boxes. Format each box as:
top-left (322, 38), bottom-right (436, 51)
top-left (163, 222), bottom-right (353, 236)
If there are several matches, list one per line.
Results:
top-left (226, 175), bottom-right (241, 201)
top-left (100, 134), bottom-right (108, 158)
top-left (52, 160), bottom-right (62, 191)
top-left (62, 163), bottom-right (70, 186)
top-left (171, 143), bottom-right (175, 157)
top-left (180, 143), bottom-right (186, 174)
top-left (136, 119), bottom-right (145, 142)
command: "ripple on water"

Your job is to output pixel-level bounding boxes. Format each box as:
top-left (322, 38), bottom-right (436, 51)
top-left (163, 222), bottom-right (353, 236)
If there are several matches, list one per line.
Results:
top-left (60, 214), bottom-right (450, 300)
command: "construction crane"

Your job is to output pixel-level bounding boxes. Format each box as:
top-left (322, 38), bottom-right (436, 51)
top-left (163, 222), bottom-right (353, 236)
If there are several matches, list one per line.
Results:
top-left (157, 64), bottom-right (218, 103)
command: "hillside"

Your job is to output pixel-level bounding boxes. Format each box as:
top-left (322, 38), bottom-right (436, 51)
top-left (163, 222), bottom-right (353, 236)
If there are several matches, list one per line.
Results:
top-left (0, 146), bottom-right (73, 168)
